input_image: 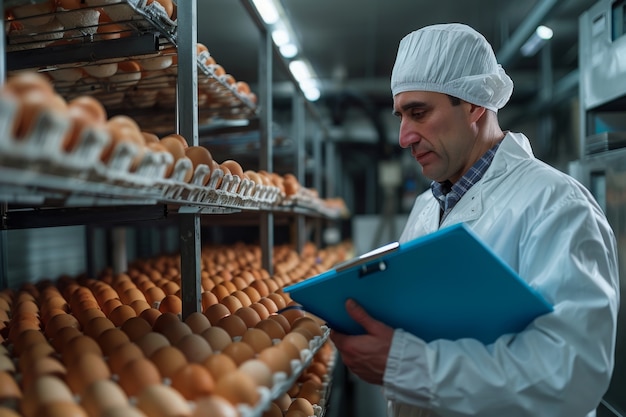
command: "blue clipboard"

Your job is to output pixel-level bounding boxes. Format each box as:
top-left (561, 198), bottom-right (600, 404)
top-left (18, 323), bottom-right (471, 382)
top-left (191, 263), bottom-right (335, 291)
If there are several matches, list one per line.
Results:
top-left (284, 223), bottom-right (553, 344)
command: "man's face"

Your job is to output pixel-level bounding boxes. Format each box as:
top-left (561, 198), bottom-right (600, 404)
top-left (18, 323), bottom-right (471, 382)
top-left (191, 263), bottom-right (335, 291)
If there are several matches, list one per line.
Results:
top-left (393, 91), bottom-right (481, 184)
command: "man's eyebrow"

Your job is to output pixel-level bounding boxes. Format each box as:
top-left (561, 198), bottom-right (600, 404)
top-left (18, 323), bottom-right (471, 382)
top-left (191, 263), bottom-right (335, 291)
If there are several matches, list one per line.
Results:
top-left (392, 101), bottom-right (428, 116)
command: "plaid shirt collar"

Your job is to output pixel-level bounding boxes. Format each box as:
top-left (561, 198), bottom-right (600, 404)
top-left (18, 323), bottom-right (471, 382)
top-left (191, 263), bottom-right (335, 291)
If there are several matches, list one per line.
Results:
top-left (431, 141), bottom-right (501, 220)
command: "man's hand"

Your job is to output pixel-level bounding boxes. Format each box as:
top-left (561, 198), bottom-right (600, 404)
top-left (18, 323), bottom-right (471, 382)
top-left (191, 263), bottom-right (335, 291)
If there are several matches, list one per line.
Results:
top-left (329, 299), bottom-right (394, 385)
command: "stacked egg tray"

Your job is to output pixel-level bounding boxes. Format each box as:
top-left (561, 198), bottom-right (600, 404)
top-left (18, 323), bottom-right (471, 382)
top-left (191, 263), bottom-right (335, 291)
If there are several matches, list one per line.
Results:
top-left (6, 0), bottom-right (257, 133)
top-left (0, 240), bottom-right (346, 416)
top-left (6, 0), bottom-right (176, 53)
top-left (0, 95), bottom-right (301, 214)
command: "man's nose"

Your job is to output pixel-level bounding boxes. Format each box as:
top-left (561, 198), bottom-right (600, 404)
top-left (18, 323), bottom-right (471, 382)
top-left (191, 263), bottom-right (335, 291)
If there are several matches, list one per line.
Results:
top-left (399, 121), bottom-right (416, 148)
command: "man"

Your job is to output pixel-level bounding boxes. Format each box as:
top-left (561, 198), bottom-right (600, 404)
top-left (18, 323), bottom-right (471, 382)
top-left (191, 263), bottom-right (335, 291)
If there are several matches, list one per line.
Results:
top-left (330, 23), bottom-right (619, 417)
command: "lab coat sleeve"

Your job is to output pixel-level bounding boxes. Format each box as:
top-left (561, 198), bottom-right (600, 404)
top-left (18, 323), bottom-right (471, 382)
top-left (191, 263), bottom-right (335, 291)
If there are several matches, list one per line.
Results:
top-left (382, 188), bottom-right (619, 417)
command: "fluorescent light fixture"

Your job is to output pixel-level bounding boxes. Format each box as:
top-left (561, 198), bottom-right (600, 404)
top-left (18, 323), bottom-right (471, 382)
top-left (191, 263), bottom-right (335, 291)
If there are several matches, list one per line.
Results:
top-left (252, 0), bottom-right (279, 24)
top-left (536, 25), bottom-right (553, 40)
top-left (280, 43), bottom-right (298, 58)
top-left (289, 60), bottom-right (311, 83)
top-left (520, 25), bottom-right (553, 57)
top-left (300, 79), bottom-right (320, 101)
top-left (272, 28), bottom-right (290, 46)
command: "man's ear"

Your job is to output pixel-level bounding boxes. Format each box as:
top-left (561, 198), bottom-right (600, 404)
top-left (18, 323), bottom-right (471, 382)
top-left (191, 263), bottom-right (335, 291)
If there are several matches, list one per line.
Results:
top-left (466, 102), bottom-right (486, 123)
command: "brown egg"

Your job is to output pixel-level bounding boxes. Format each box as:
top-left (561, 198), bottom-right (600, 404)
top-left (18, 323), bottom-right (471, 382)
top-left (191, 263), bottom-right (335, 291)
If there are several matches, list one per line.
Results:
top-left (210, 284), bottom-right (231, 302)
top-left (184, 146), bottom-right (213, 185)
top-left (80, 379), bottom-right (129, 417)
top-left (235, 307), bottom-right (261, 328)
top-left (175, 333), bottom-right (213, 363)
top-left (61, 336), bottom-right (103, 365)
top-left (13, 328), bottom-right (47, 356)
top-left (117, 357), bottom-right (161, 397)
top-left (282, 331), bottom-right (310, 352)
top-left (280, 306), bottom-right (306, 327)
top-left (199, 354), bottom-right (235, 384)
top-left (261, 402), bottom-right (283, 417)
top-left (258, 346), bottom-right (292, 376)
top-left (170, 363), bottom-right (215, 400)
top-left (0, 371), bottom-right (21, 401)
top-left (242, 287), bottom-right (262, 304)
top-left (32, 401), bottom-right (89, 417)
top-left (149, 346), bottom-right (187, 380)
top-left (297, 380), bottom-right (322, 405)
top-left (102, 298), bottom-right (123, 317)
top-left (139, 308), bottom-right (162, 327)
top-left (276, 340), bottom-right (301, 363)
top-left (213, 370), bottom-right (260, 406)
top-left (217, 315), bottom-right (247, 339)
top-left (267, 293), bottom-right (287, 311)
top-left (203, 304), bottom-right (230, 326)
top-left (21, 375), bottom-right (74, 417)
top-left (255, 318), bottom-right (286, 340)
top-left (152, 312), bottom-right (181, 333)
top-left (201, 327), bottom-right (232, 352)
top-left (135, 384), bottom-right (191, 417)
top-left (221, 341), bottom-right (255, 366)
top-left (44, 313), bottom-right (79, 340)
top-left (240, 328), bottom-right (272, 354)
top-left (220, 296), bottom-right (243, 314)
top-left (107, 342), bottom-right (144, 376)
top-left (99, 405), bottom-right (147, 417)
top-left (109, 304), bottom-right (137, 327)
top-left (220, 160), bottom-right (244, 180)
top-left (144, 286), bottom-right (166, 306)
top-left (257, 297), bottom-right (279, 314)
top-left (120, 316), bottom-right (152, 341)
top-left (288, 397), bottom-right (315, 416)
top-left (238, 359), bottom-right (273, 388)
top-left (49, 326), bottom-right (81, 352)
top-left (184, 312), bottom-right (211, 334)
top-left (84, 316), bottom-right (115, 339)
top-left (135, 332), bottom-right (170, 357)
top-left (20, 356), bottom-right (66, 390)
top-left (191, 395), bottom-right (238, 417)
top-left (158, 294), bottom-right (182, 315)
top-left (268, 314), bottom-right (291, 334)
top-left (96, 327), bottom-right (130, 355)
top-left (291, 317), bottom-right (324, 339)
top-left (284, 410), bottom-right (308, 417)
top-left (65, 353), bottom-right (111, 395)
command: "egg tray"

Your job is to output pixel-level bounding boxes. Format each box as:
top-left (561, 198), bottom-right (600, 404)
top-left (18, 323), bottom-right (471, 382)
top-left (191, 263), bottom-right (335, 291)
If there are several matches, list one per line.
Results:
top-left (0, 100), bottom-right (172, 204)
top-left (236, 325), bottom-right (331, 417)
top-left (156, 165), bottom-right (283, 212)
top-left (5, 0), bottom-right (176, 53)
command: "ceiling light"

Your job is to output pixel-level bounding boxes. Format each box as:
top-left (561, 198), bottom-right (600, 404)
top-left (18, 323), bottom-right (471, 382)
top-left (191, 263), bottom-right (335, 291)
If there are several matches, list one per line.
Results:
top-left (272, 28), bottom-right (290, 46)
top-left (520, 25), bottom-right (553, 57)
top-left (536, 25), bottom-right (553, 40)
top-left (279, 43), bottom-right (298, 58)
top-left (289, 60), bottom-right (311, 83)
top-left (252, 0), bottom-right (279, 24)
top-left (300, 79), bottom-right (321, 101)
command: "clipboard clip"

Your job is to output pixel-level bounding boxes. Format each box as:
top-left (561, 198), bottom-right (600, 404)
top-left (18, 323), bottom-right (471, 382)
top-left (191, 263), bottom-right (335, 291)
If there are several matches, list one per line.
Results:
top-left (334, 241), bottom-right (400, 272)
top-left (360, 261), bottom-right (387, 277)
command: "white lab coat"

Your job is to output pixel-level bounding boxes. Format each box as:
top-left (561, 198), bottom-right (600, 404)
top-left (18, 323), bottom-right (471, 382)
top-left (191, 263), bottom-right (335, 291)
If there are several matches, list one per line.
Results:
top-left (384, 132), bottom-right (619, 417)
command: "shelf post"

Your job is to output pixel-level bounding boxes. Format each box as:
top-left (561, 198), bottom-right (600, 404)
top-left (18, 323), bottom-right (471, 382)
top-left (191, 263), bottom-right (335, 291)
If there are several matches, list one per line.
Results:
top-left (259, 24), bottom-right (274, 275)
top-left (177, 0), bottom-right (202, 318)
top-left (293, 92), bottom-right (306, 253)
top-left (0, 203), bottom-right (7, 289)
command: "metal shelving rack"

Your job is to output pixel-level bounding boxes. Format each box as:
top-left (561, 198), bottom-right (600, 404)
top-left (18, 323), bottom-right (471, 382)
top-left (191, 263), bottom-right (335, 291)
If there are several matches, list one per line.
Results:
top-left (572, 1), bottom-right (626, 416)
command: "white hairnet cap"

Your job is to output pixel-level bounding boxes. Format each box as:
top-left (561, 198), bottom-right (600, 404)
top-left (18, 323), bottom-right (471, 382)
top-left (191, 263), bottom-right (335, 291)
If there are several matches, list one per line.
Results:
top-left (391, 23), bottom-right (513, 112)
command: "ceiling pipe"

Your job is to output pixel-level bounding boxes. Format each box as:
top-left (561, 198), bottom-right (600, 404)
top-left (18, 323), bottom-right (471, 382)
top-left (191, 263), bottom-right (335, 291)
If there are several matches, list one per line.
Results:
top-left (496, 0), bottom-right (561, 68)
